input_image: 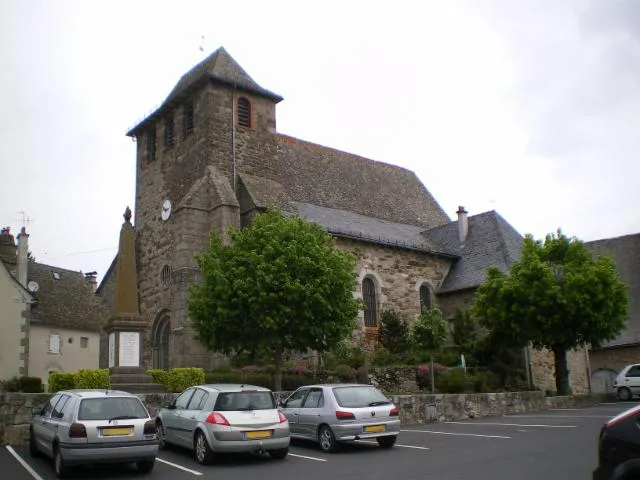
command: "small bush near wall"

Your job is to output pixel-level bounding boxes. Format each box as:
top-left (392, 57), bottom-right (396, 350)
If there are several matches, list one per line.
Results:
top-left (204, 370), bottom-right (315, 391)
top-left (48, 373), bottom-right (76, 393)
top-left (74, 369), bottom-right (110, 389)
top-left (0, 376), bottom-right (43, 393)
top-left (146, 369), bottom-right (171, 391)
top-left (168, 368), bottom-right (206, 392)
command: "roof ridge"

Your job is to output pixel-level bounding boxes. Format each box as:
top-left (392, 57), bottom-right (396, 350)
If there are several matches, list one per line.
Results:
top-left (585, 231), bottom-right (640, 244)
top-left (32, 262), bottom-right (85, 276)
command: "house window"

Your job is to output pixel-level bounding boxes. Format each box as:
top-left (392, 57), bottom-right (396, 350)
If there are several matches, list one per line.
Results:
top-left (80, 337), bottom-right (89, 348)
top-left (237, 97), bottom-right (251, 127)
top-left (420, 284), bottom-right (433, 312)
top-left (183, 103), bottom-right (194, 138)
top-left (362, 278), bottom-right (378, 327)
top-left (161, 264), bottom-right (172, 289)
top-left (147, 127), bottom-right (157, 161)
top-left (49, 334), bottom-right (61, 354)
top-left (164, 115), bottom-right (175, 148)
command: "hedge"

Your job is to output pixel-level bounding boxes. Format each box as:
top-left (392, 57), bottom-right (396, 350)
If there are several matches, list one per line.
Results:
top-left (48, 372), bottom-right (76, 393)
top-left (0, 376), bottom-right (43, 393)
top-left (204, 371), bottom-right (314, 391)
top-left (146, 368), bottom-right (205, 392)
top-left (74, 369), bottom-right (110, 389)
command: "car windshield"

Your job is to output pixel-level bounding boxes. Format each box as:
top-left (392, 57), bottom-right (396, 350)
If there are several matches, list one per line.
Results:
top-left (77, 397), bottom-right (149, 421)
top-left (332, 386), bottom-right (391, 408)
top-left (214, 391), bottom-right (276, 411)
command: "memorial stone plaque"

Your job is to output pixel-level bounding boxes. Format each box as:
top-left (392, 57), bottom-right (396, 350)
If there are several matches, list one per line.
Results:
top-left (118, 332), bottom-right (140, 367)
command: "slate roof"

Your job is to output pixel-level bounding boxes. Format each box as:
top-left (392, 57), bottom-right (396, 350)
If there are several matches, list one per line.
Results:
top-left (250, 134), bottom-right (452, 230)
top-left (586, 233), bottom-right (640, 348)
top-left (293, 202), bottom-right (458, 258)
top-left (425, 210), bottom-right (524, 293)
top-left (27, 262), bottom-right (101, 332)
top-left (127, 47), bottom-right (283, 136)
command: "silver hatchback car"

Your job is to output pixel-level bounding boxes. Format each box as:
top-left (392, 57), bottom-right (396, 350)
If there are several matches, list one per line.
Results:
top-left (280, 383), bottom-right (401, 452)
top-left (155, 384), bottom-right (290, 464)
top-left (29, 389), bottom-right (158, 478)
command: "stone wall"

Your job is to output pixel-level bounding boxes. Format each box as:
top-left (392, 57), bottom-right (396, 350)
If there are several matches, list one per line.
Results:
top-left (590, 345), bottom-right (640, 374)
top-left (368, 367), bottom-right (421, 394)
top-left (436, 288), bottom-right (477, 320)
top-left (0, 391), bottom-right (612, 446)
top-left (529, 345), bottom-right (591, 394)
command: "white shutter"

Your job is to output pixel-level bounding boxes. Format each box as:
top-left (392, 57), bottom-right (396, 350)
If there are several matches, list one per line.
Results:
top-left (49, 334), bottom-right (61, 354)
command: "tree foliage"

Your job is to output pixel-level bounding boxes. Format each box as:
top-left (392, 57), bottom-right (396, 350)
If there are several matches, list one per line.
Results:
top-left (473, 229), bottom-right (629, 394)
top-left (409, 307), bottom-right (448, 353)
top-left (188, 208), bottom-right (361, 391)
top-left (451, 307), bottom-right (477, 352)
top-left (379, 309), bottom-right (410, 356)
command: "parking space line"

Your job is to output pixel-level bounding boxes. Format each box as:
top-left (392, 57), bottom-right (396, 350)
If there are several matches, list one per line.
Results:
top-left (5, 446), bottom-right (45, 480)
top-left (445, 421), bottom-right (576, 428)
top-left (600, 402), bottom-right (639, 405)
top-left (402, 429), bottom-right (511, 439)
top-left (507, 415), bottom-right (611, 419)
top-left (288, 453), bottom-right (327, 462)
top-left (357, 440), bottom-right (430, 450)
top-left (157, 457), bottom-right (204, 475)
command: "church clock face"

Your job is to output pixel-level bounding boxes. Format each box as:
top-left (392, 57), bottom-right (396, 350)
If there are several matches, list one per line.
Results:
top-left (161, 199), bottom-right (172, 221)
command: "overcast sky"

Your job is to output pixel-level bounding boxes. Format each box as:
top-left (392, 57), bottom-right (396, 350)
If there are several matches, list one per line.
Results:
top-left (1, 0), bottom-right (638, 282)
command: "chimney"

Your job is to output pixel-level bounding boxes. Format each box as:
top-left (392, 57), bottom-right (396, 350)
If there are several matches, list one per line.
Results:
top-left (16, 227), bottom-right (29, 287)
top-left (85, 271), bottom-right (98, 293)
top-left (456, 206), bottom-right (468, 246)
top-left (0, 227), bottom-right (17, 265)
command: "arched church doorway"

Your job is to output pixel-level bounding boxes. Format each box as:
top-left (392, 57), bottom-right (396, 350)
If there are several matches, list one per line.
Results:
top-left (152, 313), bottom-right (171, 370)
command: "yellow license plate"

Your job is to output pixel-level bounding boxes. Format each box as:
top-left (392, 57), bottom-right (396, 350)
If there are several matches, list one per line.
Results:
top-left (245, 430), bottom-right (272, 440)
top-left (364, 425), bottom-right (385, 433)
top-left (102, 427), bottom-right (133, 436)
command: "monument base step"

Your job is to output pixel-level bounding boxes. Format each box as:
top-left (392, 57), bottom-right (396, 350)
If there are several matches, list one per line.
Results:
top-left (110, 374), bottom-right (156, 384)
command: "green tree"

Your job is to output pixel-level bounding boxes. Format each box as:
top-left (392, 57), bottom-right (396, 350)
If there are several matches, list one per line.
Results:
top-left (188, 208), bottom-right (361, 391)
top-left (409, 307), bottom-right (448, 393)
top-left (474, 230), bottom-right (629, 394)
top-left (451, 307), bottom-right (477, 352)
top-left (379, 309), bottom-right (410, 357)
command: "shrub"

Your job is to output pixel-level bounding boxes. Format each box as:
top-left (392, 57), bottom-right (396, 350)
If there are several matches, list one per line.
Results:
top-left (470, 370), bottom-right (500, 393)
top-left (49, 372), bottom-right (75, 393)
top-left (415, 363), bottom-right (447, 390)
top-left (74, 369), bottom-right (110, 389)
top-left (371, 348), bottom-right (398, 367)
top-left (1, 376), bottom-right (43, 392)
top-left (281, 373), bottom-right (314, 391)
top-left (288, 364), bottom-right (310, 375)
top-left (168, 368), bottom-right (205, 392)
top-left (334, 364), bottom-right (356, 382)
top-left (436, 368), bottom-right (474, 394)
top-left (146, 369), bottom-right (171, 390)
top-left (379, 310), bottom-right (410, 356)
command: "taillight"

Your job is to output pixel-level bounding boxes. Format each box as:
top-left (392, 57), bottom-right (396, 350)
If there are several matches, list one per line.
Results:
top-left (205, 412), bottom-right (230, 426)
top-left (278, 411), bottom-right (288, 423)
top-left (335, 411), bottom-right (355, 420)
top-left (390, 407), bottom-right (399, 417)
top-left (69, 423), bottom-right (87, 438)
top-left (143, 420), bottom-right (156, 435)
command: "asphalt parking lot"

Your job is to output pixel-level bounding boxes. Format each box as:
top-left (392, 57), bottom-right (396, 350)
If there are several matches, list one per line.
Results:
top-left (3, 401), bottom-right (635, 480)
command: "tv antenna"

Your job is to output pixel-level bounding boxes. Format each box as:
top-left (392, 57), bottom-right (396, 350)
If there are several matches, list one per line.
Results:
top-left (17, 211), bottom-right (34, 228)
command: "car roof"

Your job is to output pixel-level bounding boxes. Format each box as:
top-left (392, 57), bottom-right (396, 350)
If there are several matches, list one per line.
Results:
top-left (303, 383), bottom-right (375, 389)
top-left (58, 389), bottom-right (138, 399)
top-left (198, 383), bottom-right (273, 393)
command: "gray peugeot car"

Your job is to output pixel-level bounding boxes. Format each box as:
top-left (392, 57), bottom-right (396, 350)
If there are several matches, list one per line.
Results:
top-left (29, 389), bottom-right (158, 478)
top-left (155, 383), bottom-right (290, 464)
top-left (279, 383), bottom-right (401, 452)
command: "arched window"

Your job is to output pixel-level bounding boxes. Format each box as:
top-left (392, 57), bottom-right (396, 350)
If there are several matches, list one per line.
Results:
top-left (237, 97), bottom-right (251, 127)
top-left (152, 314), bottom-right (171, 370)
top-left (362, 277), bottom-right (378, 327)
top-left (420, 283), bottom-right (433, 312)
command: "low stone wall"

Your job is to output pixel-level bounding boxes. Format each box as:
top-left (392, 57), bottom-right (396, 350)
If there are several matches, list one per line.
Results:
top-left (369, 366), bottom-right (421, 394)
top-left (0, 391), bottom-right (613, 446)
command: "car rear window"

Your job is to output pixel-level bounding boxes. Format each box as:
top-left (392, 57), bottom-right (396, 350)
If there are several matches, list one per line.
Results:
top-left (77, 397), bottom-right (149, 421)
top-left (214, 391), bottom-right (276, 411)
top-left (332, 386), bottom-right (391, 408)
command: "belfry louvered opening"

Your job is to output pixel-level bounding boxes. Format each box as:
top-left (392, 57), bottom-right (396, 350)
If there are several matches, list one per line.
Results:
top-left (237, 97), bottom-right (251, 127)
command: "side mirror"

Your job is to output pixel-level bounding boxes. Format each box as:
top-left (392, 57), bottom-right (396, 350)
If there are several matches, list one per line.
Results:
top-left (163, 403), bottom-right (176, 410)
top-left (31, 406), bottom-right (42, 416)
top-left (277, 400), bottom-right (285, 408)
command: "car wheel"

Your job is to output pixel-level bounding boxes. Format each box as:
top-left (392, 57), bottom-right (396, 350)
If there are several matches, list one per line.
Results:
top-left (54, 446), bottom-right (69, 478)
top-left (137, 459), bottom-right (155, 474)
top-left (194, 430), bottom-right (215, 465)
top-left (618, 387), bottom-right (632, 401)
top-left (318, 425), bottom-right (338, 453)
top-left (377, 435), bottom-right (397, 449)
top-left (268, 447), bottom-right (289, 460)
top-left (28, 431), bottom-right (40, 457)
top-left (156, 421), bottom-right (168, 449)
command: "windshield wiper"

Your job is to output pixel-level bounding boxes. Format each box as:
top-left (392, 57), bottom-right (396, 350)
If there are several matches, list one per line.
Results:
top-left (108, 415), bottom-right (138, 423)
top-left (368, 401), bottom-right (391, 406)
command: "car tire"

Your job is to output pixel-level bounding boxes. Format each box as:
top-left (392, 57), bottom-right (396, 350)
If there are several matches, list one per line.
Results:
top-left (137, 459), bottom-right (155, 473)
top-left (269, 447), bottom-right (289, 460)
top-left (28, 431), bottom-right (40, 457)
top-left (618, 387), bottom-right (632, 401)
top-left (194, 430), bottom-right (216, 465)
top-left (377, 436), bottom-right (397, 449)
top-left (318, 425), bottom-right (339, 453)
top-left (53, 446), bottom-right (69, 479)
top-left (156, 421), bottom-right (168, 450)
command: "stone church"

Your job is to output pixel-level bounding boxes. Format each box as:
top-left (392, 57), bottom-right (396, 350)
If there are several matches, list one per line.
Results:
top-left (95, 46), bottom-right (589, 393)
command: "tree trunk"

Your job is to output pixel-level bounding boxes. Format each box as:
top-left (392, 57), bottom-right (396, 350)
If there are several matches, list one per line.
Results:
top-left (274, 344), bottom-right (283, 392)
top-left (430, 355), bottom-right (435, 394)
top-left (552, 346), bottom-right (570, 395)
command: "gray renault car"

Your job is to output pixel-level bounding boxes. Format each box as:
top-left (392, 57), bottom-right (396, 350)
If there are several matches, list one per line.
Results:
top-left (29, 389), bottom-right (158, 478)
top-left (155, 383), bottom-right (290, 464)
top-left (280, 383), bottom-right (401, 452)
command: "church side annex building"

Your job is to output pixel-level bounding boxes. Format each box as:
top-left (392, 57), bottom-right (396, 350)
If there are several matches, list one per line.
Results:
top-left (95, 47), bottom-right (590, 393)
